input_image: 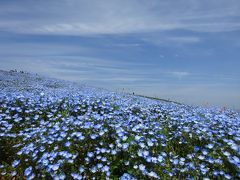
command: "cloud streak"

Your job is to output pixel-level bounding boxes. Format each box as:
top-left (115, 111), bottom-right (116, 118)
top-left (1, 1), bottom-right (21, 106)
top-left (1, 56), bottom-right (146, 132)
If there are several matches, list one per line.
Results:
top-left (0, 0), bottom-right (240, 35)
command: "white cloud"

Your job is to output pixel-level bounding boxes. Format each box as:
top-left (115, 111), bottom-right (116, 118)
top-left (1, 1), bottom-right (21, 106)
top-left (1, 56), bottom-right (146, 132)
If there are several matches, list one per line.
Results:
top-left (0, 0), bottom-right (240, 35)
top-left (167, 37), bottom-right (201, 43)
top-left (141, 35), bottom-right (202, 46)
top-left (167, 71), bottom-right (190, 79)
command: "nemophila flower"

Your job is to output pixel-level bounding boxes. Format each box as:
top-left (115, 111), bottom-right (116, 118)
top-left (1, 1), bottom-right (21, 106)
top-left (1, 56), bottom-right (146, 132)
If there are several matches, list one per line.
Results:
top-left (100, 148), bottom-right (107, 153)
top-left (12, 160), bottom-right (20, 167)
top-left (142, 150), bottom-right (149, 157)
top-left (152, 157), bottom-right (158, 163)
top-left (97, 163), bottom-right (103, 169)
top-left (179, 159), bottom-right (185, 166)
top-left (200, 165), bottom-right (208, 174)
top-left (161, 152), bottom-right (167, 157)
top-left (27, 173), bottom-right (35, 180)
top-left (219, 170), bottom-right (225, 175)
top-left (168, 172), bottom-right (173, 177)
top-left (206, 144), bottom-right (214, 149)
top-left (102, 165), bottom-right (110, 172)
top-left (213, 170), bottom-right (219, 176)
top-left (87, 152), bottom-right (94, 158)
top-left (203, 178), bottom-right (210, 180)
top-left (122, 135), bottom-right (128, 141)
top-left (79, 166), bottom-right (85, 173)
top-left (194, 146), bottom-right (200, 152)
top-left (233, 156), bottom-right (240, 164)
top-left (99, 130), bottom-right (105, 136)
top-left (120, 173), bottom-right (136, 180)
top-left (198, 155), bottom-right (205, 160)
top-left (224, 174), bottom-right (232, 179)
top-left (146, 156), bottom-right (152, 163)
top-left (148, 171), bottom-right (158, 178)
top-left (52, 164), bottom-right (60, 171)
top-left (122, 143), bottom-right (129, 150)
top-left (90, 166), bottom-right (97, 173)
top-left (90, 133), bottom-right (97, 139)
top-left (147, 139), bottom-right (154, 147)
top-left (179, 157), bottom-right (185, 162)
top-left (135, 135), bottom-right (144, 142)
top-left (202, 149), bottom-right (208, 155)
top-left (101, 157), bottom-right (107, 162)
top-left (64, 141), bottom-right (71, 147)
top-left (230, 143), bottom-right (238, 151)
top-left (117, 131), bottom-right (125, 137)
top-left (111, 150), bottom-right (117, 155)
top-left (97, 155), bottom-right (102, 160)
top-left (1, 171), bottom-right (7, 176)
top-left (158, 155), bottom-right (164, 162)
top-left (207, 157), bottom-right (214, 164)
top-left (24, 166), bottom-right (33, 177)
top-left (139, 142), bottom-right (145, 148)
top-left (223, 151), bottom-right (230, 157)
top-left (215, 159), bottom-right (223, 165)
top-left (173, 159), bottom-right (179, 165)
top-left (188, 162), bottom-right (195, 170)
top-left (11, 171), bottom-right (17, 177)
top-left (139, 164), bottom-right (145, 171)
top-left (54, 173), bottom-right (66, 180)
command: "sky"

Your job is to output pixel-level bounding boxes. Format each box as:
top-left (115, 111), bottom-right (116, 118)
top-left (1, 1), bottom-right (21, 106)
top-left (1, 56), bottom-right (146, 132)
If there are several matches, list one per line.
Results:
top-left (0, 0), bottom-right (240, 109)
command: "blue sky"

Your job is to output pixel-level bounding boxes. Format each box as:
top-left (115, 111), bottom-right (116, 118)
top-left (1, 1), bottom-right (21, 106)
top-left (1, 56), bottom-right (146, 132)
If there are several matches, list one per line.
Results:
top-left (0, 0), bottom-right (240, 109)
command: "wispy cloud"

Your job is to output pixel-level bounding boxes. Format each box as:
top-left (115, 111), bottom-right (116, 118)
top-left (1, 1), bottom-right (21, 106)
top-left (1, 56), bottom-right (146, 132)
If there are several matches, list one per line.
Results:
top-left (0, 0), bottom-right (240, 35)
top-left (141, 35), bottom-right (202, 46)
top-left (167, 71), bottom-right (190, 79)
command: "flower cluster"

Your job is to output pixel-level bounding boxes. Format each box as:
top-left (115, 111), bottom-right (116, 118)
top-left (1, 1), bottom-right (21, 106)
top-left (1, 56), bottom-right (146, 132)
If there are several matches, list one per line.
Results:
top-left (0, 72), bottom-right (239, 179)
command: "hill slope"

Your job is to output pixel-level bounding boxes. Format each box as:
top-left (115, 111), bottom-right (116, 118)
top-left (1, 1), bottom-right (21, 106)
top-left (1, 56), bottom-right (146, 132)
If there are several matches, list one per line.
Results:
top-left (0, 70), bottom-right (239, 179)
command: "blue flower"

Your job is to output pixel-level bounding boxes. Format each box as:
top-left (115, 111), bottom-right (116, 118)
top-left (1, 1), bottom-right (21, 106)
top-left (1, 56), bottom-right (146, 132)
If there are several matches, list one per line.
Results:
top-left (90, 134), bottom-right (97, 139)
top-left (194, 146), bottom-right (200, 152)
top-left (64, 141), bottom-right (71, 147)
top-left (24, 166), bottom-right (32, 177)
top-left (12, 160), bottom-right (20, 168)
top-left (146, 156), bottom-right (152, 163)
top-left (142, 150), bottom-right (149, 157)
top-left (202, 149), bottom-right (208, 155)
top-left (158, 155), bottom-right (164, 162)
top-left (206, 144), bottom-right (214, 149)
top-left (147, 139), bottom-right (154, 147)
top-left (11, 171), bottom-right (17, 177)
top-left (79, 166), bottom-right (85, 173)
top-left (87, 152), bottom-right (94, 158)
top-left (90, 166), bottom-right (97, 173)
top-left (198, 155), bottom-right (205, 160)
top-left (223, 151), bottom-right (230, 157)
top-left (102, 165), bottom-right (110, 172)
top-left (139, 164), bottom-right (145, 171)
top-left (122, 143), bottom-right (129, 150)
top-left (120, 173), bottom-right (136, 180)
top-left (224, 174), bottom-right (231, 179)
top-left (52, 164), bottom-right (60, 171)
top-left (97, 163), bottom-right (103, 169)
top-left (173, 159), bottom-right (179, 165)
top-left (148, 171), bottom-right (158, 178)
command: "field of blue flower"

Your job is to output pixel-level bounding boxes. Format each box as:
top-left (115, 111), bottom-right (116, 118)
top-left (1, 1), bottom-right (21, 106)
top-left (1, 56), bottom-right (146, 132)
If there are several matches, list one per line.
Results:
top-left (0, 71), bottom-right (239, 179)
